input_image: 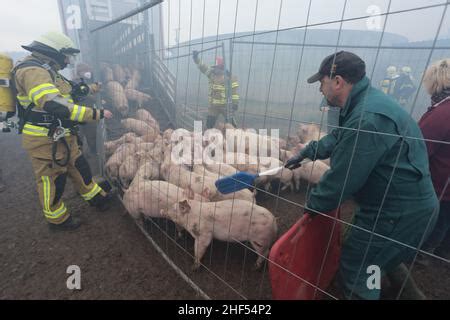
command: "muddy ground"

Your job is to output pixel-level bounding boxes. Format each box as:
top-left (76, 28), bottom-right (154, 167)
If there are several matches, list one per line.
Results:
top-left (0, 132), bottom-right (200, 300)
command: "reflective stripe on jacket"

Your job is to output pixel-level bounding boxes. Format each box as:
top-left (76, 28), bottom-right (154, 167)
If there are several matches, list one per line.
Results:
top-left (14, 55), bottom-right (101, 136)
top-left (196, 61), bottom-right (239, 107)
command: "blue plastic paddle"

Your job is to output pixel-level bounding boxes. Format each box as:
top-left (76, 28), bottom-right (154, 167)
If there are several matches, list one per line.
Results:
top-left (215, 159), bottom-right (312, 194)
top-left (215, 166), bottom-right (284, 194)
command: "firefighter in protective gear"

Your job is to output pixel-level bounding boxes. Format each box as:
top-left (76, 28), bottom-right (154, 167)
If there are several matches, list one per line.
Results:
top-left (380, 65), bottom-right (399, 96)
top-left (393, 66), bottom-right (416, 108)
top-left (13, 31), bottom-right (113, 231)
top-left (193, 50), bottom-right (239, 129)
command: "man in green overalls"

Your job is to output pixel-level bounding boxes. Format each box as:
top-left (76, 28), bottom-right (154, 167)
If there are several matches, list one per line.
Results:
top-left (286, 51), bottom-right (439, 300)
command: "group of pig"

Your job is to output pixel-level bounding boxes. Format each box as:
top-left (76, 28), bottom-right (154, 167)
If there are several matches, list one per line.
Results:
top-left (100, 63), bottom-right (152, 117)
top-left (104, 110), bottom-right (330, 270)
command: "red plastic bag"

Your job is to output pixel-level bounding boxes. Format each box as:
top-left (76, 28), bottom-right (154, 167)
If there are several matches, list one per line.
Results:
top-left (269, 210), bottom-right (341, 300)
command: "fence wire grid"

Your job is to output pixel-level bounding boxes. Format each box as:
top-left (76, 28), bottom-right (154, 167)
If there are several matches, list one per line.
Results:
top-left (62, 0), bottom-right (450, 300)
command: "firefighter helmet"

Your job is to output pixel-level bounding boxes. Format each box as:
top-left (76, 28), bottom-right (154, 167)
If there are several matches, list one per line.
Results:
top-left (401, 66), bottom-right (412, 75)
top-left (387, 66), bottom-right (397, 78)
top-left (22, 31), bottom-right (80, 68)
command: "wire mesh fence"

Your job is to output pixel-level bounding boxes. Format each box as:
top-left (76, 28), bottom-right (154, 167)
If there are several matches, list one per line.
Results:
top-left (62, 0), bottom-right (450, 299)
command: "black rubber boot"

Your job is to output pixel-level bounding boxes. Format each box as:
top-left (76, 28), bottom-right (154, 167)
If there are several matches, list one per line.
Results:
top-left (97, 179), bottom-right (112, 193)
top-left (89, 192), bottom-right (115, 212)
top-left (48, 216), bottom-right (81, 232)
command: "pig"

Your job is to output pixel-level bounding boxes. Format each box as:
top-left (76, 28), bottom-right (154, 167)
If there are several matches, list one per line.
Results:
top-left (102, 66), bottom-right (114, 83)
top-left (125, 78), bottom-right (138, 90)
top-left (118, 150), bottom-right (161, 188)
top-left (119, 154), bottom-right (140, 188)
top-left (104, 132), bottom-right (138, 155)
top-left (279, 149), bottom-right (293, 162)
top-left (104, 133), bottom-right (158, 157)
top-left (257, 156), bottom-right (283, 169)
top-left (105, 143), bottom-right (136, 179)
top-left (135, 159), bottom-right (161, 181)
top-left (204, 162), bottom-right (237, 177)
top-left (123, 66), bottom-right (132, 79)
top-left (292, 160), bottom-right (330, 190)
top-left (135, 142), bottom-right (155, 154)
top-left (106, 81), bottom-right (129, 116)
top-left (191, 164), bottom-right (255, 201)
top-left (224, 129), bottom-right (283, 158)
top-left (255, 166), bottom-right (294, 192)
top-left (130, 69), bottom-right (141, 84)
top-left (296, 123), bottom-right (326, 144)
top-left (121, 118), bottom-right (157, 138)
top-left (112, 64), bottom-right (126, 84)
top-left (125, 89), bottom-right (152, 108)
top-left (192, 164), bottom-right (221, 179)
top-left (161, 198), bottom-right (278, 270)
top-left (290, 142), bottom-right (331, 167)
top-left (124, 68), bottom-right (141, 89)
top-left (123, 180), bottom-right (208, 220)
top-left (139, 132), bottom-right (160, 143)
top-left (136, 108), bottom-right (160, 133)
top-left (273, 167), bottom-right (294, 192)
top-left (160, 157), bottom-right (218, 200)
top-left (145, 138), bottom-right (164, 164)
top-left (162, 128), bottom-right (174, 142)
top-left (213, 188), bottom-right (255, 202)
top-left (224, 153), bottom-right (281, 173)
top-left (286, 135), bottom-right (301, 149)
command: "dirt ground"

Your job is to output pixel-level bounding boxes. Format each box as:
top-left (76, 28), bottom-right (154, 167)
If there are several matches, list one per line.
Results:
top-left (0, 132), bottom-right (200, 300)
top-left (1, 104), bottom-right (449, 300)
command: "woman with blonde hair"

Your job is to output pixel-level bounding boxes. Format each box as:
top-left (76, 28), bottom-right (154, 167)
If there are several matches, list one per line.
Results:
top-left (419, 58), bottom-right (450, 261)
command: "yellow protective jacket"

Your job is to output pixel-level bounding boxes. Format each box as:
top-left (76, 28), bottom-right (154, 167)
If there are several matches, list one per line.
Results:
top-left (196, 61), bottom-right (239, 107)
top-left (14, 54), bottom-right (103, 149)
top-left (379, 75), bottom-right (398, 96)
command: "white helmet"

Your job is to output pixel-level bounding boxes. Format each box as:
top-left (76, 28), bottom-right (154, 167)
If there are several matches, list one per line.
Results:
top-left (401, 66), bottom-right (412, 75)
top-left (387, 66), bottom-right (397, 77)
top-left (22, 31), bottom-right (80, 68)
top-left (37, 32), bottom-right (79, 54)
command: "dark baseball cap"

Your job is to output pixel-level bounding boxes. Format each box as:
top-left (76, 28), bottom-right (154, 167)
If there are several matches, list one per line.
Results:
top-left (307, 51), bottom-right (366, 84)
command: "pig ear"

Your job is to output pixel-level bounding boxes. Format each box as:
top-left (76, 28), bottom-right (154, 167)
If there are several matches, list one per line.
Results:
top-left (178, 199), bottom-right (191, 214)
top-left (160, 208), bottom-right (166, 216)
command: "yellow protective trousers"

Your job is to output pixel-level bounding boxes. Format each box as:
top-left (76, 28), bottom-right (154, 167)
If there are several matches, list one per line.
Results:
top-left (23, 134), bottom-right (105, 224)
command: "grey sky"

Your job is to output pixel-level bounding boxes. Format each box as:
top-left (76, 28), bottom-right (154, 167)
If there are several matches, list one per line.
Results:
top-left (0, 0), bottom-right (62, 52)
top-left (164, 0), bottom-right (449, 46)
top-left (0, 0), bottom-right (448, 52)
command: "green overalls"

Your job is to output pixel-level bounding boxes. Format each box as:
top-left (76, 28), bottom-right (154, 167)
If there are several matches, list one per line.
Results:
top-left (301, 77), bottom-right (439, 299)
